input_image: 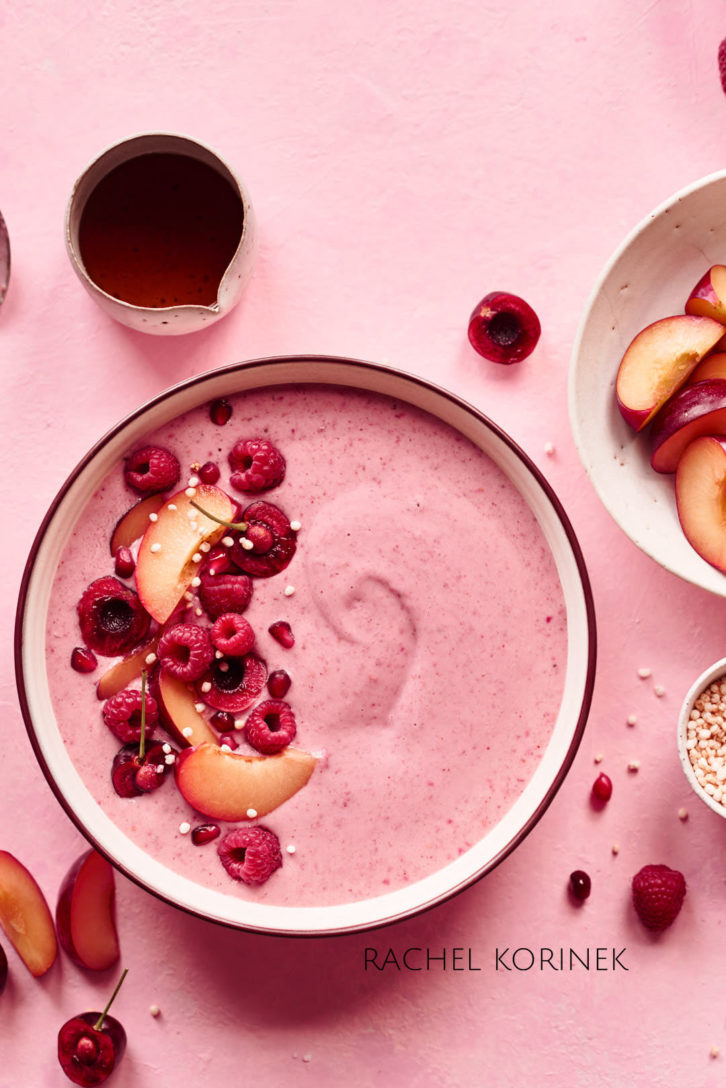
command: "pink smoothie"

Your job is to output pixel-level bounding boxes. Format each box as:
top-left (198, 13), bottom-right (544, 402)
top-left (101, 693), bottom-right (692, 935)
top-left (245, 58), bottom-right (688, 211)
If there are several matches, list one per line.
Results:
top-left (45, 384), bottom-right (567, 907)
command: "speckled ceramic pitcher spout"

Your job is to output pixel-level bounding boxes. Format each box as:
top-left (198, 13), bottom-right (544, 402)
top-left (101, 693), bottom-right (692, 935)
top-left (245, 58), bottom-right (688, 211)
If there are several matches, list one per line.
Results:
top-left (65, 133), bottom-right (257, 335)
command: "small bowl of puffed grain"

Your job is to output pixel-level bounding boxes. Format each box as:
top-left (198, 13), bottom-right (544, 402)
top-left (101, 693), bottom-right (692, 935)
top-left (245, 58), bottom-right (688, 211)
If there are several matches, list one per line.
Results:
top-left (678, 657), bottom-right (726, 817)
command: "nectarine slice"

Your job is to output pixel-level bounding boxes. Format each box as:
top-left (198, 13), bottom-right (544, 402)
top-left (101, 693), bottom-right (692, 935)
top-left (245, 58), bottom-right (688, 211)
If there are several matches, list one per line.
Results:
top-left (685, 265), bottom-right (726, 324)
top-left (157, 671), bottom-right (220, 748)
top-left (109, 494), bottom-right (166, 554)
top-left (676, 436), bottom-right (726, 572)
top-left (136, 484), bottom-right (237, 623)
top-left (615, 315), bottom-right (724, 431)
top-left (96, 633), bottom-right (161, 700)
top-left (175, 744), bottom-right (316, 820)
top-left (0, 850), bottom-right (57, 976)
top-left (56, 849), bottom-right (120, 971)
top-left (686, 352), bottom-right (726, 386)
top-left (651, 379), bottom-right (726, 473)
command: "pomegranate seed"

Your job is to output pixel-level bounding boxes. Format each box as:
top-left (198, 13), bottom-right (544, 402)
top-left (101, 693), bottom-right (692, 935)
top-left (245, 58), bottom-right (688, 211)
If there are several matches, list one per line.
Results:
top-left (269, 621), bottom-right (294, 649)
top-left (569, 870), bottom-right (591, 901)
top-left (114, 545), bottom-right (136, 578)
top-left (71, 646), bottom-right (97, 673)
top-left (267, 669), bottom-right (292, 698)
top-left (211, 710), bottom-right (235, 733)
top-left (191, 823), bottom-right (221, 846)
top-left (199, 460), bottom-right (220, 485)
top-left (205, 544), bottom-right (235, 577)
top-left (209, 398), bottom-right (232, 426)
top-left (219, 732), bottom-right (239, 750)
top-left (592, 773), bottom-right (613, 802)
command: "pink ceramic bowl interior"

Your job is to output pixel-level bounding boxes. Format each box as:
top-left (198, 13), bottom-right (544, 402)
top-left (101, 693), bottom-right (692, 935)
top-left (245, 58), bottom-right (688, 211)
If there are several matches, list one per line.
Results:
top-left (16, 356), bottom-right (595, 935)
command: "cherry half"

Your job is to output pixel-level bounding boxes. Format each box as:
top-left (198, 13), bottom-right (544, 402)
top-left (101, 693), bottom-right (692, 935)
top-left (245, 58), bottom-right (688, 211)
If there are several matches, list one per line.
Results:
top-left (467, 291), bottom-right (541, 364)
top-left (58, 968), bottom-right (128, 1086)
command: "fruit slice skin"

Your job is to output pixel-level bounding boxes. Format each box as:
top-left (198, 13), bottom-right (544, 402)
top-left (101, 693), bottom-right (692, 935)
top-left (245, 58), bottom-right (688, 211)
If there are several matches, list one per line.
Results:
top-left (685, 264), bottom-right (726, 324)
top-left (686, 352), bottom-right (726, 386)
top-left (675, 435), bottom-right (726, 572)
top-left (0, 851), bottom-right (57, 976)
top-left (615, 315), bottom-right (724, 431)
top-left (175, 743), bottom-right (316, 820)
top-left (109, 494), bottom-right (166, 554)
top-left (156, 670), bottom-right (220, 748)
top-left (96, 633), bottom-right (161, 701)
top-left (136, 484), bottom-right (237, 624)
top-left (650, 379), bottom-right (726, 473)
top-left (56, 850), bottom-right (120, 971)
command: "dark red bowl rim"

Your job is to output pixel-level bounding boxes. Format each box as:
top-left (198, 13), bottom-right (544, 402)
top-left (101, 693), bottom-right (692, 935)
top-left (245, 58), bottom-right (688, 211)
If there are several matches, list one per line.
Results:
top-left (14, 354), bottom-right (597, 938)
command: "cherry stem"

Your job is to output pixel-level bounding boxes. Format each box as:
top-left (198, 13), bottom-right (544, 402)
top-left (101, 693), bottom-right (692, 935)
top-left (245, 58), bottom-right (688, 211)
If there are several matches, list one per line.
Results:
top-left (94, 968), bottom-right (128, 1031)
top-left (139, 670), bottom-right (147, 761)
top-left (190, 500), bottom-right (247, 533)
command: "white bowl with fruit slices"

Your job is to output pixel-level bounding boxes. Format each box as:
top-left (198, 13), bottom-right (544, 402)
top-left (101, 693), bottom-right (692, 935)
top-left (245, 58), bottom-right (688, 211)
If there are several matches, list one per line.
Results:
top-left (16, 356), bottom-right (596, 935)
top-left (569, 169), bottom-right (726, 594)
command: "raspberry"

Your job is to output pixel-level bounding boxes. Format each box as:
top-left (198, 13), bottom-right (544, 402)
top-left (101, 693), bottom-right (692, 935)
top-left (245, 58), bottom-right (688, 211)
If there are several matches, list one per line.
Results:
top-left (103, 688), bottom-right (159, 744)
top-left (198, 570), bottom-right (253, 619)
top-left (211, 613), bottom-right (255, 656)
top-left (77, 576), bottom-right (150, 656)
top-left (229, 438), bottom-right (286, 493)
top-left (719, 37), bottom-right (726, 95)
top-left (632, 864), bottom-right (686, 931)
top-left (210, 398), bottom-right (232, 425)
top-left (244, 699), bottom-right (297, 754)
top-left (217, 826), bottom-right (282, 885)
top-left (158, 623), bottom-right (213, 681)
top-left (71, 646), bottom-right (97, 674)
top-left (124, 445), bottom-right (180, 493)
top-left (199, 652), bottom-right (267, 713)
top-left (230, 501), bottom-right (297, 578)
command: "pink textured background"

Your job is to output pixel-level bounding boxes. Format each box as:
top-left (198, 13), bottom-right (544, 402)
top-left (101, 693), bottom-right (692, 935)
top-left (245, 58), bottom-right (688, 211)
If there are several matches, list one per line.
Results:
top-left (3, 1), bottom-right (726, 1084)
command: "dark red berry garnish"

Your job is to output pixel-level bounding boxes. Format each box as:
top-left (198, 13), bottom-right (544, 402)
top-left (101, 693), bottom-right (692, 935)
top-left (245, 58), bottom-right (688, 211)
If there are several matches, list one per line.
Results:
top-left (218, 825), bottom-right (283, 885)
top-left (267, 669), bottom-right (291, 698)
top-left (467, 292), bottom-right (541, 365)
top-left (632, 864), bottom-right (686, 931)
top-left (191, 823), bottom-right (221, 846)
top-left (198, 460), bottom-right (220, 485)
top-left (210, 710), bottom-right (235, 733)
top-left (228, 437), bottom-right (286, 493)
top-left (204, 544), bottom-right (235, 577)
top-left (592, 773), bottom-right (613, 802)
top-left (113, 546), bottom-right (135, 579)
top-left (219, 732), bottom-right (239, 750)
top-left (0, 942), bottom-right (7, 995)
top-left (211, 613), bottom-right (255, 656)
top-left (210, 398), bottom-right (232, 425)
top-left (71, 646), bottom-right (98, 674)
top-left (124, 445), bottom-right (180, 494)
top-left (78, 576), bottom-right (150, 657)
top-left (198, 570), bottom-right (253, 619)
top-left (230, 501), bottom-right (297, 578)
top-left (719, 37), bottom-right (726, 95)
top-left (158, 623), bottom-right (213, 681)
top-left (58, 968), bottom-right (128, 1086)
top-left (569, 870), bottom-right (591, 902)
top-left (269, 621), bottom-right (294, 648)
top-left (103, 688), bottom-right (158, 744)
top-left (199, 652), bottom-right (267, 713)
top-left (244, 699), bottom-right (297, 754)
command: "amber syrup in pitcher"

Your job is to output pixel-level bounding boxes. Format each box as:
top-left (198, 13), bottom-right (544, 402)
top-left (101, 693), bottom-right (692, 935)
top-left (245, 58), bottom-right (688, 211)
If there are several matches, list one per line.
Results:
top-left (78, 153), bottom-right (244, 308)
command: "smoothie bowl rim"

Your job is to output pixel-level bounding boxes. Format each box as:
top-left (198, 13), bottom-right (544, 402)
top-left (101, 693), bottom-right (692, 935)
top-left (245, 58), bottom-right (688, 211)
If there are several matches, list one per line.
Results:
top-left (15, 354), bottom-right (597, 937)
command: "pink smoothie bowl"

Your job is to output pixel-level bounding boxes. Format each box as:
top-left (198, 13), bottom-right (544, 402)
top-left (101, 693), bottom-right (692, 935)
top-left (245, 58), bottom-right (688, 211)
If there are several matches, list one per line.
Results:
top-left (14, 356), bottom-right (596, 936)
